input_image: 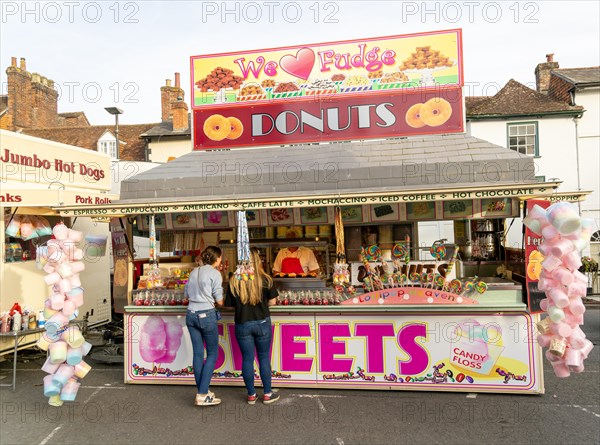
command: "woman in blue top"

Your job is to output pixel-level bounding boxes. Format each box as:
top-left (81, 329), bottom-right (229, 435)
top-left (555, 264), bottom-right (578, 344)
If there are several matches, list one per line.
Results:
top-left (184, 246), bottom-right (224, 406)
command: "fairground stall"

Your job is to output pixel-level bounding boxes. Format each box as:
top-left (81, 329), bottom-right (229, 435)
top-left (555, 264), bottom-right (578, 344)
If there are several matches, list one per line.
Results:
top-left (52, 29), bottom-right (587, 394)
top-left (55, 132), bottom-right (565, 394)
top-left (1, 130), bottom-right (116, 356)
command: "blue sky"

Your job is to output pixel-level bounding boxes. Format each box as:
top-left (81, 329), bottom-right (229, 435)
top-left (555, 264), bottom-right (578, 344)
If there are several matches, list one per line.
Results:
top-left (1, 1), bottom-right (599, 125)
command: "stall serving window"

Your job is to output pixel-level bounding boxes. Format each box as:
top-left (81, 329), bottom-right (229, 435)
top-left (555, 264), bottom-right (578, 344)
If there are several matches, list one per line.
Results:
top-left (3, 209), bottom-right (68, 263)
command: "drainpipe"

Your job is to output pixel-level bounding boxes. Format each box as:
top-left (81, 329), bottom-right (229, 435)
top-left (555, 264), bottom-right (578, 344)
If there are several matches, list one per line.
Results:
top-left (573, 116), bottom-right (582, 215)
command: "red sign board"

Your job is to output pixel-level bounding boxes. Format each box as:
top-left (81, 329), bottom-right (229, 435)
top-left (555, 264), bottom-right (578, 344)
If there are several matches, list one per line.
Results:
top-left (525, 199), bottom-right (551, 313)
top-left (194, 87), bottom-right (464, 150)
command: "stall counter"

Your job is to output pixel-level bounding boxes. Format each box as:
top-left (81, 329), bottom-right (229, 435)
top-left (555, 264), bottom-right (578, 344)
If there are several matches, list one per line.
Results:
top-left (124, 304), bottom-right (544, 393)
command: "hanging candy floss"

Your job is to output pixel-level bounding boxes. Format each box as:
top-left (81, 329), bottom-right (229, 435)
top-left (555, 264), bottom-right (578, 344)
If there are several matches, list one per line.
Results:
top-left (524, 201), bottom-right (594, 378)
top-left (38, 222), bottom-right (92, 404)
top-left (234, 211), bottom-right (254, 281)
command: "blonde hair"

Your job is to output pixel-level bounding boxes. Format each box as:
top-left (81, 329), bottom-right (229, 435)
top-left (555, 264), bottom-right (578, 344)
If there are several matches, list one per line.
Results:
top-left (229, 247), bottom-right (273, 306)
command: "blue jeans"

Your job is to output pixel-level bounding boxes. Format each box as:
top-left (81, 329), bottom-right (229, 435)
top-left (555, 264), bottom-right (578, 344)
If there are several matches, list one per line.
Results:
top-left (186, 309), bottom-right (219, 394)
top-left (235, 317), bottom-right (273, 395)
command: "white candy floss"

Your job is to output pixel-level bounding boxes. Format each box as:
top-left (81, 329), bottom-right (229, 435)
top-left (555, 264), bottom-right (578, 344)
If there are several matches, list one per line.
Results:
top-left (532, 202), bottom-right (594, 377)
top-left (40, 223), bottom-right (92, 405)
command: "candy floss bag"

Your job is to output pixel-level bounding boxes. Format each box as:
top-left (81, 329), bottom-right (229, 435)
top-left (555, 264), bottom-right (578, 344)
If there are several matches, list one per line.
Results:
top-left (34, 216), bottom-right (53, 237)
top-left (449, 319), bottom-right (505, 375)
top-left (5, 214), bottom-right (22, 237)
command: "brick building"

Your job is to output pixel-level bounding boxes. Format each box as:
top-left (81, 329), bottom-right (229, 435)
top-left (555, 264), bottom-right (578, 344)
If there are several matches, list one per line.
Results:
top-left (141, 73), bottom-right (192, 163)
top-left (0, 57), bottom-right (177, 162)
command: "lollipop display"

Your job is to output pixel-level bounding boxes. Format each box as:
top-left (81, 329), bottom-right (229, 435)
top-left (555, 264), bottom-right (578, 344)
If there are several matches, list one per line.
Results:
top-left (409, 272), bottom-right (421, 286)
top-left (442, 245), bottom-right (460, 291)
top-left (523, 201), bottom-right (594, 377)
top-left (38, 222), bottom-right (92, 405)
top-left (363, 245), bottom-right (382, 262)
top-left (434, 274), bottom-right (446, 289)
top-left (430, 240), bottom-right (446, 261)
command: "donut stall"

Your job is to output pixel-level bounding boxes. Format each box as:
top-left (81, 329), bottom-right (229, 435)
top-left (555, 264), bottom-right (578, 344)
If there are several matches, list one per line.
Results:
top-left (52, 30), bottom-right (594, 393)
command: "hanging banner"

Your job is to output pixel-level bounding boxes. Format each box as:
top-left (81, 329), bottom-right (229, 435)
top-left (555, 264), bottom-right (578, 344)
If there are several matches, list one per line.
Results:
top-left (110, 218), bottom-right (131, 313)
top-left (194, 87), bottom-right (464, 149)
top-left (56, 183), bottom-right (560, 217)
top-left (125, 311), bottom-right (543, 394)
top-left (190, 29), bottom-right (462, 109)
top-left (525, 199), bottom-right (551, 313)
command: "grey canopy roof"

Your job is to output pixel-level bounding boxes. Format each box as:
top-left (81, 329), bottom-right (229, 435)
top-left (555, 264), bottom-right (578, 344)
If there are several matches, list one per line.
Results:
top-left (119, 133), bottom-right (534, 203)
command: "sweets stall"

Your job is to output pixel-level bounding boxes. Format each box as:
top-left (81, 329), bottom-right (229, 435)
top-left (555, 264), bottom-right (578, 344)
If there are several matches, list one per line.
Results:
top-left (1, 130), bottom-right (117, 355)
top-left (53, 134), bottom-right (568, 394)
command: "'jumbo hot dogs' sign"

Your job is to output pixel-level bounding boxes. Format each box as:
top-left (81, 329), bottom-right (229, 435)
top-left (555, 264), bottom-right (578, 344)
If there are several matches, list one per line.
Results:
top-left (194, 87), bottom-right (464, 149)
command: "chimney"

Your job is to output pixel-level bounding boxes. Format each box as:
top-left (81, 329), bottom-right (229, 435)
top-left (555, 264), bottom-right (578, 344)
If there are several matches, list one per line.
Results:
top-left (160, 73), bottom-right (185, 122)
top-left (171, 97), bottom-right (189, 131)
top-left (535, 53), bottom-right (559, 95)
top-left (5, 57), bottom-right (59, 131)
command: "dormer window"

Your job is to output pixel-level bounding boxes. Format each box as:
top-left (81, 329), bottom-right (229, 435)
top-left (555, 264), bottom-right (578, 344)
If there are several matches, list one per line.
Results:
top-left (97, 130), bottom-right (124, 159)
top-left (99, 140), bottom-right (117, 158)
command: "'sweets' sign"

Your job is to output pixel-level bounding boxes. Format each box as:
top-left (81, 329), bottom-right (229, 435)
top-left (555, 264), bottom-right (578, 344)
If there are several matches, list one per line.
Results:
top-left (126, 312), bottom-right (543, 393)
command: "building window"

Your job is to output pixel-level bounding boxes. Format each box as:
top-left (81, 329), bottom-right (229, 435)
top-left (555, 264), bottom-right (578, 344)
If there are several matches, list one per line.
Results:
top-left (98, 140), bottom-right (118, 159)
top-left (507, 122), bottom-right (538, 156)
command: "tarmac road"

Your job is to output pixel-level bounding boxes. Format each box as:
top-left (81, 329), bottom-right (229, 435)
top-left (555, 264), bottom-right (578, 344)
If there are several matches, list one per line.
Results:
top-left (1, 307), bottom-right (598, 445)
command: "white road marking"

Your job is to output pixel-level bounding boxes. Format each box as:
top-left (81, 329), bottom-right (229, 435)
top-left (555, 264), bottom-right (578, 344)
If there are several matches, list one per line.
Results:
top-left (573, 405), bottom-right (600, 418)
top-left (39, 426), bottom-right (62, 445)
top-left (466, 393), bottom-right (477, 399)
top-left (277, 397), bottom-right (294, 406)
top-left (82, 387), bottom-right (103, 405)
top-left (545, 404), bottom-right (600, 418)
top-left (316, 397), bottom-right (327, 413)
top-left (336, 438), bottom-right (345, 445)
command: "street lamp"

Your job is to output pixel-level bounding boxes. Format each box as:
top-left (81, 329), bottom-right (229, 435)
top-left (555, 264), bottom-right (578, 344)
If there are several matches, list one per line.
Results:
top-left (104, 107), bottom-right (123, 159)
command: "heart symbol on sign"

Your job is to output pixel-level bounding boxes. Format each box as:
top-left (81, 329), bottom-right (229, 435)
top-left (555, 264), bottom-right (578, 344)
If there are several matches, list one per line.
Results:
top-left (279, 47), bottom-right (315, 80)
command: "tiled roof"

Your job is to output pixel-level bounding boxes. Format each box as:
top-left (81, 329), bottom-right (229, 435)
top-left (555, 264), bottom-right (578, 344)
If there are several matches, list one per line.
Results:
top-left (466, 79), bottom-right (583, 118)
top-left (58, 111), bottom-right (87, 119)
top-left (552, 67), bottom-right (600, 87)
top-left (57, 111), bottom-right (90, 127)
top-left (23, 123), bottom-right (158, 161)
top-left (141, 114), bottom-right (191, 137)
top-left (465, 96), bottom-right (488, 109)
top-left (119, 133), bottom-right (533, 202)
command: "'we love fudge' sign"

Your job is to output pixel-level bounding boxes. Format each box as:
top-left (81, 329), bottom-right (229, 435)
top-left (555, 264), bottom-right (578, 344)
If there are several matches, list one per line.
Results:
top-left (191, 29), bottom-right (462, 109)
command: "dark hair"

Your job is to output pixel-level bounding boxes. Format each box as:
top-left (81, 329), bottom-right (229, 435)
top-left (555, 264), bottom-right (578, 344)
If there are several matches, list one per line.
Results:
top-left (200, 246), bottom-right (222, 265)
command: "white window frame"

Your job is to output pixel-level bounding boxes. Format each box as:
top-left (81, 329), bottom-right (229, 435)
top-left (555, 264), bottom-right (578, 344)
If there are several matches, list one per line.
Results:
top-left (97, 137), bottom-right (118, 159)
top-left (507, 122), bottom-right (538, 157)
